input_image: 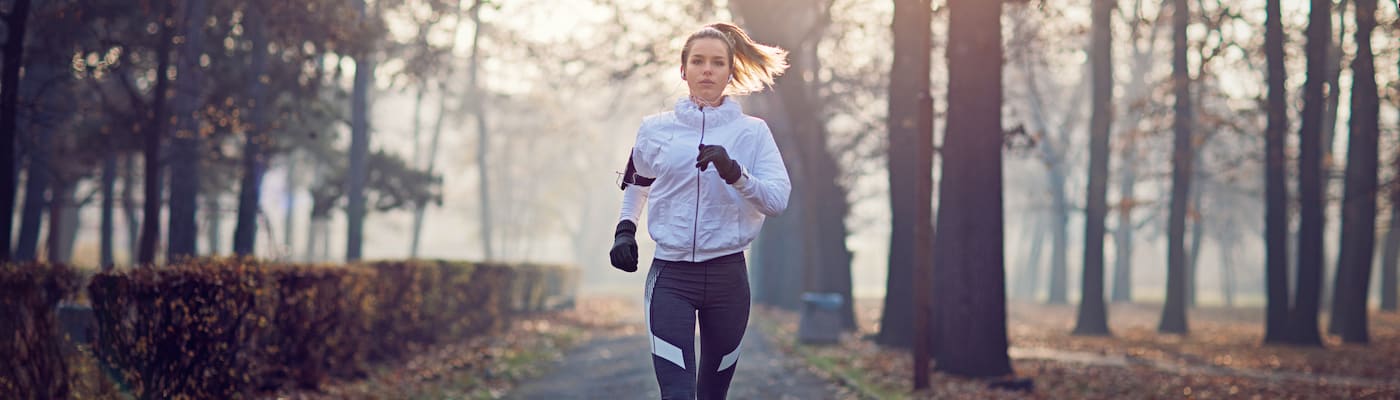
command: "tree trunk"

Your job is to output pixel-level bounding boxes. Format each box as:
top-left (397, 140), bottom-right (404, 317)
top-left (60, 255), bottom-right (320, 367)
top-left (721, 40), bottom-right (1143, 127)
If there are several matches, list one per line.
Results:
top-left (45, 178), bottom-right (66, 263)
top-left (933, 0), bottom-right (1011, 377)
top-left (138, 0), bottom-right (177, 265)
top-left (409, 85), bottom-right (428, 259)
top-left (101, 153), bottom-right (116, 270)
top-left (123, 155), bottom-right (139, 263)
top-left (1289, 0), bottom-right (1332, 347)
top-left (468, 0), bottom-right (493, 261)
top-left (1219, 232), bottom-right (1237, 308)
top-left (752, 202), bottom-right (805, 310)
top-left (1018, 215), bottom-right (1046, 300)
top-left (1048, 167), bottom-right (1069, 305)
top-left (14, 128), bottom-right (48, 261)
top-left (1383, 169), bottom-right (1399, 311)
top-left (0, 0), bottom-right (32, 263)
top-left (1112, 138), bottom-right (1136, 303)
top-left (205, 195), bottom-right (221, 256)
top-left (1263, 0), bottom-right (1291, 343)
top-left (878, 0), bottom-right (932, 350)
top-left (53, 180), bottom-right (78, 263)
top-left (1331, 0), bottom-right (1379, 344)
top-left (1385, 147), bottom-right (1400, 312)
top-left (345, 0), bottom-right (378, 262)
top-left (1075, 0), bottom-right (1113, 336)
top-left (1188, 185), bottom-right (1204, 308)
top-left (283, 151), bottom-right (297, 257)
top-left (234, 7), bottom-right (271, 257)
top-left (1159, 0), bottom-right (1192, 335)
top-left (306, 216), bottom-right (323, 263)
top-left (167, 0), bottom-right (209, 261)
top-left (1324, 0), bottom-right (1352, 333)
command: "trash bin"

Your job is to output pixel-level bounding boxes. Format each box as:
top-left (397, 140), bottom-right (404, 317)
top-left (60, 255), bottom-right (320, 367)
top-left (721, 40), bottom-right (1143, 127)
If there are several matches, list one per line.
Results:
top-left (798, 292), bottom-right (844, 345)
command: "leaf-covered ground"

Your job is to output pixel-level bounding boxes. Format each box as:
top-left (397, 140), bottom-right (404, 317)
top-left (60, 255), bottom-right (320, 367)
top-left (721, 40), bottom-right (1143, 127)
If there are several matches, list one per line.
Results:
top-left (266, 297), bottom-right (638, 400)
top-left (750, 299), bottom-right (1400, 399)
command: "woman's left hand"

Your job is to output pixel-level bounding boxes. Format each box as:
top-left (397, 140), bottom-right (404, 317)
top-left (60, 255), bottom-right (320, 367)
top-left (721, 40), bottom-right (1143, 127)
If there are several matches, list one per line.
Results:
top-left (696, 144), bottom-right (742, 184)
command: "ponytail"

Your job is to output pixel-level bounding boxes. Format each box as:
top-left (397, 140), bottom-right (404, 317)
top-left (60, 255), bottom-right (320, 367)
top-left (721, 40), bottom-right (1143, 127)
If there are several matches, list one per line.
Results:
top-left (681, 22), bottom-right (790, 96)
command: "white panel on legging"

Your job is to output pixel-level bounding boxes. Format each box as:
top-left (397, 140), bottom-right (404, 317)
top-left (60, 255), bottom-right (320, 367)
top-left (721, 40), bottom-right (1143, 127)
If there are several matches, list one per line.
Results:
top-left (717, 342), bottom-right (741, 371)
top-left (644, 265), bottom-right (685, 370)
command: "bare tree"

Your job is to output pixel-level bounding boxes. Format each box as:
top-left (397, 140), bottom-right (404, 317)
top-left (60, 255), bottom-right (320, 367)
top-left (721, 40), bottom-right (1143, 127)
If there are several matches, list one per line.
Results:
top-left (1331, 0), bottom-right (1379, 344)
top-left (1158, 0), bottom-right (1192, 334)
top-left (1262, 0), bottom-right (1290, 344)
top-left (933, 0), bottom-right (1012, 378)
top-left (879, 0), bottom-right (932, 350)
top-left (1288, 0), bottom-right (1331, 347)
top-left (1075, 0), bottom-right (1114, 337)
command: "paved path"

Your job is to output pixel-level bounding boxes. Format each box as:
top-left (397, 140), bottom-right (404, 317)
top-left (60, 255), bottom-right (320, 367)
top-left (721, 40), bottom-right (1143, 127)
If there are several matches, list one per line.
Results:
top-left (508, 304), bottom-right (840, 400)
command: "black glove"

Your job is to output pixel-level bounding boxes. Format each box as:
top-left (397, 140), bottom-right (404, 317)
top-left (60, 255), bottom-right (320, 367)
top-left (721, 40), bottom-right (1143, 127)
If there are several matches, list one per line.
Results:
top-left (696, 144), bottom-right (742, 184)
top-left (609, 220), bottom-right (639, 272)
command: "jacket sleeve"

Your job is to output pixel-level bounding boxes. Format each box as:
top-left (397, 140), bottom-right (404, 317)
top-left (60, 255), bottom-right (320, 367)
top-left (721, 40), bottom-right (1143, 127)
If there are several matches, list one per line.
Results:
top-left (619, 184), bottom-right (650, 223)
top-left (731, 122), bottom-right (791, 217)
top-left (619, 124), bottom-right (656, 223)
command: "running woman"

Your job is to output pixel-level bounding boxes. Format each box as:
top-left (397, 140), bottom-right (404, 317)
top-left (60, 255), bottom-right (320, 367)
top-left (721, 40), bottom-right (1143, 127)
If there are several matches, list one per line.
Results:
top-left (609, 22), bottom-right (792, 400)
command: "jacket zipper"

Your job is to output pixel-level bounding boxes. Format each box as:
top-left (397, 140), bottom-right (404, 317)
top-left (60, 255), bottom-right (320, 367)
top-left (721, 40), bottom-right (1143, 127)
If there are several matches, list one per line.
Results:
top-left (692, 107), bottom-right (706, 262)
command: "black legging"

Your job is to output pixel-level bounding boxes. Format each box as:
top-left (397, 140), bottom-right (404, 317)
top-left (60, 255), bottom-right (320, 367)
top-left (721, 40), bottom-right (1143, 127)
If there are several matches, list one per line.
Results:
top-left (644, 252), bottom-right (750, 400)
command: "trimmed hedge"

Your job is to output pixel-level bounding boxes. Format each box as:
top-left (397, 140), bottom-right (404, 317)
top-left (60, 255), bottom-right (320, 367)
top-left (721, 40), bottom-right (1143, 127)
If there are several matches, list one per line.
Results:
top-left (1, 263), bottom-right (81, 400)
top-left (75, 258), bottom-right (574, 399)
top-left (88, 259), bottom-right (271, 399)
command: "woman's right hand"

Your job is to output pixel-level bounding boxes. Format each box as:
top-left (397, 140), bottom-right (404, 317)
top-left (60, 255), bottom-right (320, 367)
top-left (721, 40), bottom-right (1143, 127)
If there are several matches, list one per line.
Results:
top-left (610, 220), bottom-right (639, 272)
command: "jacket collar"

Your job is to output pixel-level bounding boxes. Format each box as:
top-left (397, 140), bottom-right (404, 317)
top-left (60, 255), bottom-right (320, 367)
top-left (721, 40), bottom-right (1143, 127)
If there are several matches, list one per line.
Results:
top-left (674, 96), bottom-right (743, 128)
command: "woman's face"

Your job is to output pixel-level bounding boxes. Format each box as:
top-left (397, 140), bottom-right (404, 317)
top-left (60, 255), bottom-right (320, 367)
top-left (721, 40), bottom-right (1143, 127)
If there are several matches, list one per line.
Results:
top-left (683, 38), bottom-right (731, 103)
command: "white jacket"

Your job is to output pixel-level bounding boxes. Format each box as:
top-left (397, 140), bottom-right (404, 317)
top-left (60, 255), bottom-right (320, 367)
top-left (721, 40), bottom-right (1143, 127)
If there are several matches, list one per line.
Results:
top-left (619, 97), bottom-right (792, 263)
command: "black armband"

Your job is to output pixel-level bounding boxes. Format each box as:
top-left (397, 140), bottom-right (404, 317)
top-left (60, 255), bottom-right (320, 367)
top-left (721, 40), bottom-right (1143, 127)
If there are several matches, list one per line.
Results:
top-left (619, 151), bottom-right (656, 190)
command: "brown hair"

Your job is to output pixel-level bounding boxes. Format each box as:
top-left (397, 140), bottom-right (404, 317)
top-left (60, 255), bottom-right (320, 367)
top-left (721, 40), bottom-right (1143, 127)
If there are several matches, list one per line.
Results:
top-left (681, 22), bottom-right (790, 96)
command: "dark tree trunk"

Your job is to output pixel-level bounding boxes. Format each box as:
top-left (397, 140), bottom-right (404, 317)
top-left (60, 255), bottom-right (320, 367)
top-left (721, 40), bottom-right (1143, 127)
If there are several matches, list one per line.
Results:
top-left (345, 0), bottom-right (375, 262)
top-left (1263, 0), bottom-right (1291, 343)
top-left (933, 0), bottom-right (1011, 378)
top-left (878, 0), bottom-right (932, 350)
top-left (101, 153), bottom-right (116, 270)
top-left (1289, 0), bottom-right (1331, 347)
top-left (0, 0), bottom-right (31, 263)
top-left (1075, 0), bottom-right (1113, 336)
top-left (1159, 0), bottom-right (1192, 335)
top-left (1331, 0), bottom-right (1379, 344)
top-left (138, 1), bottom-right (177, 265)
top-left (752, 204), bottom-right (805, 311)
top-left (48, 179), bottom-right (76, 263)
top-left (234, 7), bottom-right (270, 256)
top-left (14, 129), bottom-right (48, 261)
top-left (167, 0), bottom-right (209, 260)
